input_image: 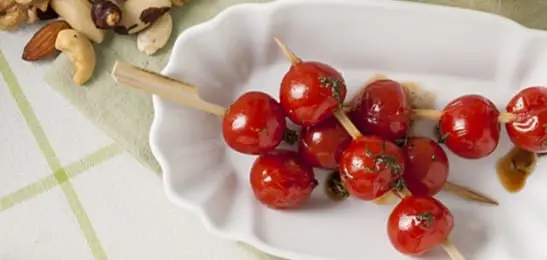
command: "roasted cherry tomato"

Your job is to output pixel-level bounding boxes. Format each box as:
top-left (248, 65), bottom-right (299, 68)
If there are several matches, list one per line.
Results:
top-left (280, 61), bottom-right (347, 126)
top-left (387, 196), bottom-right (454, 256)
top-left (250, 149), bottom-right (318, 209)
top-left (505, 86), bottom-right (547, 153)
top-left (222, 91), bottom-right (286, 155)
top-left (349, 79), bottom-right (411, 140)
top-left (402, 137), bottom-right (449, 197)
top-left (298, 116), bottom-right (352, 170)
top-left (339, 136), bottom-right (405, 201)
top-left (439, 94), bottom-right (500, 159)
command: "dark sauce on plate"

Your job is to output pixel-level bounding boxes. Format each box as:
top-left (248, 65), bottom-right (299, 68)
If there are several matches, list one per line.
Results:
top-left (496, 146), bottom-right (537, 193)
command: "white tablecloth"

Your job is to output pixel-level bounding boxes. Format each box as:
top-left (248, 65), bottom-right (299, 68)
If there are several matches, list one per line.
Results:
top-left (0, 26), bottom-right (263, 260)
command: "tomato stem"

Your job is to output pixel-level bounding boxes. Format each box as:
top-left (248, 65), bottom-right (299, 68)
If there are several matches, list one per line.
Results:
top-left (438, 132), bottom-right (449, 144)
top-left (319, 76), bottom-right (345, 109)
top-left (283, 128), bottom-right (299, 145)
top-left (394, 136), bottom-right (409, 148)
top-left (392, 178), bottom-right (405, 192)
top-left (312, 179), bottom-right (319, 189)
top-left (325, 171), bottom-right (349, 201)
top-left (416, 212), bottom-right (434, 230)
top-left (376, 155), bottom-right (402, 176)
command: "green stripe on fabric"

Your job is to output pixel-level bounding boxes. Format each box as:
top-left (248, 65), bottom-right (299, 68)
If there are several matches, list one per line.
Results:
top-left (0, 175), bottom-right (58, 211)
top-left (0, 52), bottom-right (63, 173)
top-left (61, 182), bottom-right (107, 260)
top-left (64, 143), bottom-right (124, 178)
top-left (0, 144), bottom-right (123, 213)
top-left (0, 50), bottom-right (107, 260)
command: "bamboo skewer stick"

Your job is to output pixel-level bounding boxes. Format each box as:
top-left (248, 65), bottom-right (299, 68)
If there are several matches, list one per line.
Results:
top-left (412, 109), bottom-right (517, 123)
top-left (274, 36), bottom-right (466, 260)
top-left (111, 59), bottom-right (498, 206)
top-left (111, 61), bottom-right (227, 117)
top-left (444, 182), bottom-right (498, 206)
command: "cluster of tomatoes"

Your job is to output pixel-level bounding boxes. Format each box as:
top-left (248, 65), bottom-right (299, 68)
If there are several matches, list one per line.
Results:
top-left (219, 39), bottom-right (547, 257)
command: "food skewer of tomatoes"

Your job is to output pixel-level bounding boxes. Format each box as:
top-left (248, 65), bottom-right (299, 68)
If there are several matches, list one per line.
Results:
top-left (274, 37), bottom-right (465, 260)
top-left (112, 61), bottom-right (298, 156)
top-left (298, 113), bottom-right (498, 205)
top-left (418, 86), bottom-right (547, 156)
top-left (111, 60), bottom-right (497, 206)
top-left (412, 86), bottom-right (547, 155)
top-left (346, 74), bottom-right (503, 160)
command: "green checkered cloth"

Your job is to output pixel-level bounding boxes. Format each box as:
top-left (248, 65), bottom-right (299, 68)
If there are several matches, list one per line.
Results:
top-left (25, 0), bottom-right (545, 259)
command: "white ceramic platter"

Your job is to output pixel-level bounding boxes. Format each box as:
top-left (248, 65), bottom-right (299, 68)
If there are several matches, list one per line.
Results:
top-left (149, 0), bottom-right (547, 259)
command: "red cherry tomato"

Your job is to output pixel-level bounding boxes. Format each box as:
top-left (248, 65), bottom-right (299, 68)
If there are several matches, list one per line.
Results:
top-left (222, 91), bottom-right (286, 155)
top-left (298, 116), bottom-right (352, 170)
top-left (506, 86), bottom-right (547, 153)
top-left (402, 137), bottom-right (449, 197)
top-left (439, 94), bottom-right (501, 159)
top-left (280, 61), bottom-right (347, 126)
top-left (387, 196), bottom-right (454, 256)
top-left (349, 79), bottom-right (411, 140)
top-left (250, 149), bottom-right (318, 209)
top-left (339, 136), bottom-right (405, 201)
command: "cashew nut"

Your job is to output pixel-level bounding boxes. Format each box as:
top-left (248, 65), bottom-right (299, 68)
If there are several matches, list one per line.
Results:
top-left (137, 13), bottom-right (172, 55)
top-left (50, 0), bottom-right (105, 43)
top-left (55, 29), bottom-right (96, 85)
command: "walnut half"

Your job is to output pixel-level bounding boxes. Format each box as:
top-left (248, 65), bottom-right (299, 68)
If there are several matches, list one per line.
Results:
top-left (0, 0), bottom-right (50, 31)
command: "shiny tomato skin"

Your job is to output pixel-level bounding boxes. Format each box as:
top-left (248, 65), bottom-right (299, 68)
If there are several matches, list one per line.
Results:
top-left (222, 91), bottom-right (286, 155)
top-left (403, 137), bottom-right (449, 197)
top-left (298, 116), bottom-right (352, 170)
top-left (505, 86), bottom-right (547, 153)
top-left (349, 79), bottom-right (411, 140)
top-left (439, 94), bottom-right (501, 159)
top-left (339, 136), bottom-right (405, 201)
top-left (387, 196), bottom-right (454, 256)
top-left (250, 149), bottom-right (318, 209)
top-left (280, 61), bottom-right (347, 126)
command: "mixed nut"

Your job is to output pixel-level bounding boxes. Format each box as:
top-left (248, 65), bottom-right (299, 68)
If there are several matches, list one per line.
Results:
top-left (2, 0), bottom-right (190, 85)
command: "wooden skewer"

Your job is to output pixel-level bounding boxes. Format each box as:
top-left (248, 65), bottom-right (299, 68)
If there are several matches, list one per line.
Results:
top-left (443, 182), bottom-right (498, 206)
top-left (111, 61), bottom-right (227, 117)
top-left (272, 37), bottom-right (498, 206)
top-left (111, 59), bottom-right (498, 206)
top-left (274, 36), bottom-right (466, 260)
top-left (413, 109), bottom-right (517, 124)
top-left (274, 36), bottom-right (516, 124)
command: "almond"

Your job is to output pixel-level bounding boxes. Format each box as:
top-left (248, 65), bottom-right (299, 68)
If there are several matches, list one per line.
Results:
top-left (22, 20), bottom-right (70, 61)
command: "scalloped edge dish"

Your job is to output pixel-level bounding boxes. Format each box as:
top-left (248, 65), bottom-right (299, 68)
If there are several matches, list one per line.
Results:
top-left (149, 1), bottom-right (547, 260)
